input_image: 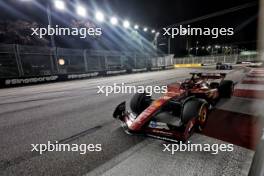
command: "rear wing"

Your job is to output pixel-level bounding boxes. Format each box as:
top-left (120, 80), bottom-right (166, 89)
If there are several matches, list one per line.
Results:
top-left (190, 72), bottom-right (226, 79)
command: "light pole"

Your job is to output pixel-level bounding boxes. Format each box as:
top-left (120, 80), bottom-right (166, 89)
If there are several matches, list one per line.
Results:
top-left (195, 41), bottom-right (199, 55)
top-left (168, 37), bottom-right (171, 54)
top-left (153, 33), bottom-right (158, 49)
top-left (46, 4), bottom-right (56, 48)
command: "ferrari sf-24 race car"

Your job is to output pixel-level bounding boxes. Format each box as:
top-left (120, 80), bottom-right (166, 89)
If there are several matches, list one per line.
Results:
top-left (113, 73), bottom-right (234, 142)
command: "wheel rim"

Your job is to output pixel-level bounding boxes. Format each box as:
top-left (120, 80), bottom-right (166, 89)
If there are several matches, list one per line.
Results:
top-left (199, 107), bottom-right (207, 123)
top-left (198, 106), bottom-right (208, 131)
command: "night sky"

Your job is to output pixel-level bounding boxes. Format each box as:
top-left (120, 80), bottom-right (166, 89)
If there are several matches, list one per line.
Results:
top-left (0, 0), bottom-right (259, 55)
top-left (104, 0), bottom-right (258, 28)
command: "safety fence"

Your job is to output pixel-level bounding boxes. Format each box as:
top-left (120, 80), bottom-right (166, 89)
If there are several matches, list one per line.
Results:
top-left (174, 54), bottom-right (258, 65)
top-left (0, 44), bottom-right (259, 87)
top-left (0, 44), bottom-right (175, 86)
top-left (0, 44), bottom-right (174, 78)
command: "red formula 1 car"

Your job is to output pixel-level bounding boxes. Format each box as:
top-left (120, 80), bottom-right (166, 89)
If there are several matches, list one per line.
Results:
top-left (113, 73), bottom-right (234, 142)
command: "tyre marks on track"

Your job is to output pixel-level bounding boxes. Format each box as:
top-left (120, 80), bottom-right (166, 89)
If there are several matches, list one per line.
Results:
top-left (0, 124), bottom-right (106, 171)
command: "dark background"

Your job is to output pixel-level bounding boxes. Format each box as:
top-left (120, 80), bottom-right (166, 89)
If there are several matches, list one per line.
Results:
top-left (0, 0), bottom-right (259, 56)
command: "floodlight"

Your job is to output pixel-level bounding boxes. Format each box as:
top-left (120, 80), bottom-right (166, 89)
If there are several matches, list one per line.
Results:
top-left (58, 58), bottom-right (65, 66)
top-left (95, 11), bottom-right (105, 22)
top-left (123, 20), bottom-right (130, 28)
top-left (54, 0), bottom-right (65, 11)
top-left (76, 5), bottom-right (87, 17)
top-left (110, 17), bottom-right (118, 25)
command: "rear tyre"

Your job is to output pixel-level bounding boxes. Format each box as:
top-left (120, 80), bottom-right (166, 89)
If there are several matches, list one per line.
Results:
top-left (219, 80), bottom-right (234, 98)
top-left (197, 104), bottom-right (208, 132)
top-left (182, 99), bottom-right (208, 132)
top-left (130, 93), bottom-right (151, 115)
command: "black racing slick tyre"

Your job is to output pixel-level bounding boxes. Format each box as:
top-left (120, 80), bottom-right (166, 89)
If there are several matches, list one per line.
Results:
top-left (182, 99), bottom-right (208, 132)
top-left (182, 98), bottom-right (208, 131)
top-left (196, 104), bottom-right (209, 132)
top-left (130, 93), bottom-right (151, 115)
top-left (219, 80), bottom-right (234, 98)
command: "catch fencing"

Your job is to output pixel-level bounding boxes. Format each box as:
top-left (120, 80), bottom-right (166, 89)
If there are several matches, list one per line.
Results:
top-left (0, 43), bottom-right (259, 86)
top-left (0, 44), bottom-right (174, 78)
top-left (174, 54), bottom-right (258, 65)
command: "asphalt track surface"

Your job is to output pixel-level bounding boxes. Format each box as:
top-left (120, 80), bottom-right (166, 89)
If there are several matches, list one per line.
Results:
top-left (0, 67), bottom-right (261, 176)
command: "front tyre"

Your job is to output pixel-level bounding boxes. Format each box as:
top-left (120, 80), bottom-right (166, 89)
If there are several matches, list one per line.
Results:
top-left (130, 93), bottom-right (151, 115)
